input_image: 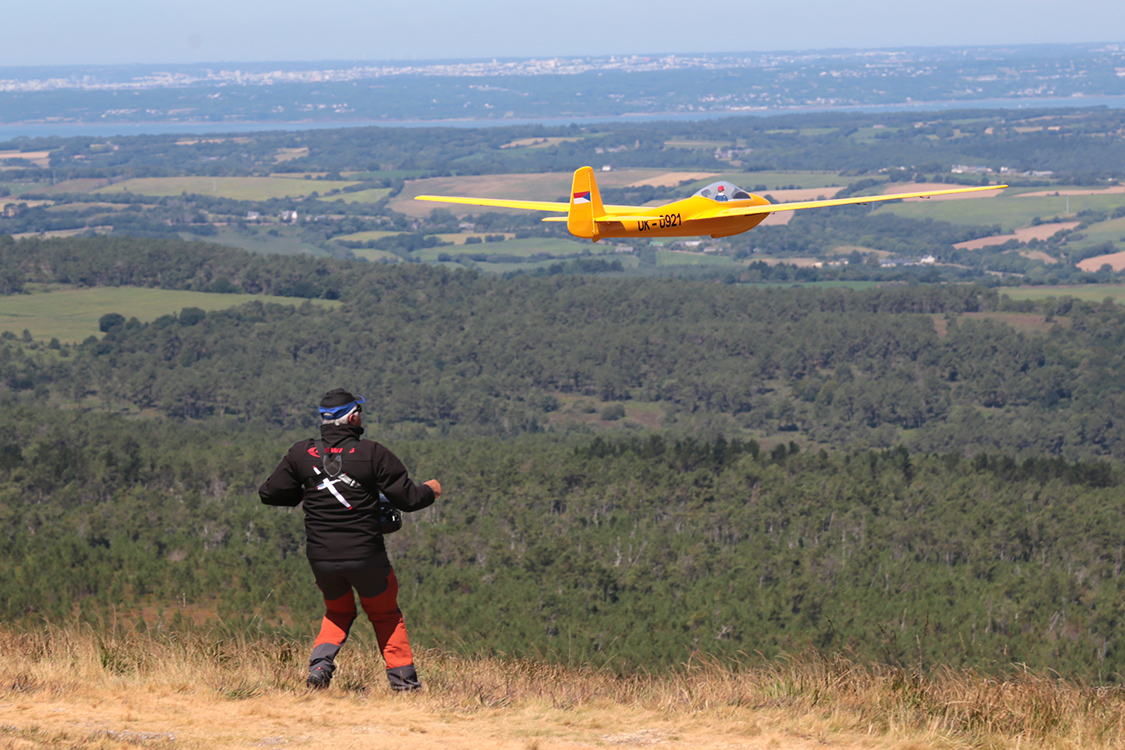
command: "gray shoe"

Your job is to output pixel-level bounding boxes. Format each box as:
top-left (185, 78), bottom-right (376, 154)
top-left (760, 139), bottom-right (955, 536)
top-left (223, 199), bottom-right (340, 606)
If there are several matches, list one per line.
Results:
top-left (387, 664), bottom-right (421, 691)
top-left (307, 666), bottom-right (331, 690)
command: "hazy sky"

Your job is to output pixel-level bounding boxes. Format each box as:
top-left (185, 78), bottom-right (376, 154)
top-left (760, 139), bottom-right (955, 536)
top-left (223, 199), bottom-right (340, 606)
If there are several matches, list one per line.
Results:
top-left (3, 0), bottom-right (1123, 67)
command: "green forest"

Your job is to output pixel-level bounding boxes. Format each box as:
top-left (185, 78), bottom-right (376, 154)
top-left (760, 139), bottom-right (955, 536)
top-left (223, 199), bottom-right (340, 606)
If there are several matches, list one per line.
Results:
top-left (1, 233), bottom-right (1124, 680)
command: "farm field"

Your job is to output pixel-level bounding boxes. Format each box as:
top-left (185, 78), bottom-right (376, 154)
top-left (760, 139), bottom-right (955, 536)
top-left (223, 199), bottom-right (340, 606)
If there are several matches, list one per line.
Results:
top-left (878, 186), bottom-right (1125, 231)
top-left (412, 236), bottom-right (597, 260)
top-left (317, 187), bottom-right (392, 203)
top-left (1066, 215), bottom-right (1125, 253)
top-left (499, 135), bottom-right (587, 150)
top-left (954, 222), bottom-right (1079, 250)
top-left (0, 149), bottom-right (51, 167)
top-left (430, 232), bottom-right (516, 245)
top-left (94, 176), bottom-right (360, 200)
top-left (656, 249), bottom-right (733, 266)
top-left (343, 169), bottom-right (428, 180)
top-left (205, 227), bottom-right (330, 256)
top-left (0, 286), bottom-right (339, 342)
top-left (1078, 251), bottom-right (1125, 272)
top-left (1001, 284), bottom-right (1125, 304)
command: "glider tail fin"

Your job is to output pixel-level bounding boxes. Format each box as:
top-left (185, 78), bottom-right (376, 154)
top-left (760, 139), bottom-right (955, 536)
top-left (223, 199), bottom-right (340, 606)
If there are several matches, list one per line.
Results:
top-left (567, 166), bottom-right (605, 241)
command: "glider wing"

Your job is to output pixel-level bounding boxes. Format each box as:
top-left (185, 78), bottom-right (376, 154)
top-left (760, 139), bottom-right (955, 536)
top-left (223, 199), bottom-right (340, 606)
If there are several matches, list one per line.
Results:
top-left (700, 184), bottom-right (1008, 219)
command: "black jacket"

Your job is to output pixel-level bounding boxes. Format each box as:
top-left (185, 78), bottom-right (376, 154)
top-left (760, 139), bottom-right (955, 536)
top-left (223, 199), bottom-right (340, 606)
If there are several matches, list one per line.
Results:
top-left (259, 423), bottom-right (435, 560)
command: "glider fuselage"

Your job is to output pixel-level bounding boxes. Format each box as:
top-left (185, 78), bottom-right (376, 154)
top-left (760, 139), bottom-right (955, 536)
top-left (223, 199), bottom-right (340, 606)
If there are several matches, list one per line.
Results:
top-left (585, 194), bottom-right (773, 240)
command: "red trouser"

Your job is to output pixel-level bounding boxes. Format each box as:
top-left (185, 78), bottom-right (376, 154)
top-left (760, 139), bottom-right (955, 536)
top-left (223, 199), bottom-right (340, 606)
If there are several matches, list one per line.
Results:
top-left (308, 556), bottom-right (419, 689)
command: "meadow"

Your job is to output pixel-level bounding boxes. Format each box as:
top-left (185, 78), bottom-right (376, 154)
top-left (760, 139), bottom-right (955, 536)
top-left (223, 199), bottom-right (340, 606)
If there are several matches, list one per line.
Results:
top-left (1066, 216), bottom-right (1125, 253)
top-left (1001, 284), bottom-right (1125, 305)
top-left (0, 285), bottom-right (339, 342)
top-left (877, 187), bottom-right (1125, 232)
top-left (317, 187), bottom-right (393, 204)
top-left (206, 226), bottom-right (331, 257)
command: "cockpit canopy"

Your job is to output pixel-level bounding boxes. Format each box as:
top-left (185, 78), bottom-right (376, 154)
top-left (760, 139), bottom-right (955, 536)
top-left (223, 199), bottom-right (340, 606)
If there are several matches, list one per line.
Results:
top-left (694, 181), bottom-right (753, 202)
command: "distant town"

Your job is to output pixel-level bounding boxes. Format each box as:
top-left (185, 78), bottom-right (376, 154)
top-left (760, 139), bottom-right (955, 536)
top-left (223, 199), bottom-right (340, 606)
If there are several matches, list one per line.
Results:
top-left (0, 43), bottom-right (1123, 128)
top-left (3, 44), bottom-right (1124, 94)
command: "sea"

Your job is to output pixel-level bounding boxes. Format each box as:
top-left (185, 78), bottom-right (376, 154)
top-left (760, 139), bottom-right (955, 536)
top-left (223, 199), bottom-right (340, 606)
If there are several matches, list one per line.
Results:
top-left (3, 96), bottom-right (1125, 141)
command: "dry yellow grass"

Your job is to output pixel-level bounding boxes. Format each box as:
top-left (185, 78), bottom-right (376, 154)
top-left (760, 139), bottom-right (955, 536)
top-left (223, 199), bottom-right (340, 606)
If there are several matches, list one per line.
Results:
top-left (6, 626), bottom-right (1125, 749)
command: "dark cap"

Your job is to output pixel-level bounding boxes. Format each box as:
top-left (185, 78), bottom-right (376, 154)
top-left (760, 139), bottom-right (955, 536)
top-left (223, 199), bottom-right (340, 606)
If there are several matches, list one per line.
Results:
top-left (319, 388), bottom-right (365, 420)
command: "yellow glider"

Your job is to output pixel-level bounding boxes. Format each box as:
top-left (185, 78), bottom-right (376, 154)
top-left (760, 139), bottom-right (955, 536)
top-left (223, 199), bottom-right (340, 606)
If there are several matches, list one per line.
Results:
top-left (416, 166), bottom-right (1007, 242)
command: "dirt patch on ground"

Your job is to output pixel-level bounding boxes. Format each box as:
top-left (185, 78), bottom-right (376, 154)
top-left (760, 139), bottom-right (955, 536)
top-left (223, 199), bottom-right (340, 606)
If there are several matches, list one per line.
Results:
top-left (1078, 250), bottom-right (1125, 272)
top-left (884, 182), bottom-right (1004, 201)
top-left (955, 222), bottom-right (1078, 250)
top-left (1018, 186), bottom-right (1125, 197)
top-left (626, 171), bottom-right (718, 188)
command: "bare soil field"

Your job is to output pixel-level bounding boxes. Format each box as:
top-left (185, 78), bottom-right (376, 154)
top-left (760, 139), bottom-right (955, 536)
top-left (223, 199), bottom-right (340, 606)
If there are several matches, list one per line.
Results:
top-left (954, 222), bottom-right (1079, 250)
top-left (1078, 250), bottom-right (1125, 272)
top-left (884, 182), bottom-right (1004, 201)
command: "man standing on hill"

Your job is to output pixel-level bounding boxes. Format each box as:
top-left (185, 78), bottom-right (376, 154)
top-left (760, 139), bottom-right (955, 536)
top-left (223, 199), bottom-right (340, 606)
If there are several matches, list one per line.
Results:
top-left (259, 388), bottom-right (441, 691)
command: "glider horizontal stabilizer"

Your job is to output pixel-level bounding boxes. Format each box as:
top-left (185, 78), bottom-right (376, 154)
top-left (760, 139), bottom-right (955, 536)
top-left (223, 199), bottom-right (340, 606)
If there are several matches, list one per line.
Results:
top-left (413, 195), bottom-right (570, 212)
